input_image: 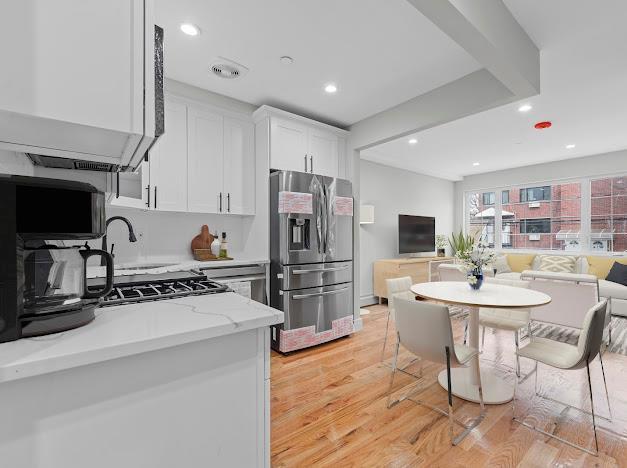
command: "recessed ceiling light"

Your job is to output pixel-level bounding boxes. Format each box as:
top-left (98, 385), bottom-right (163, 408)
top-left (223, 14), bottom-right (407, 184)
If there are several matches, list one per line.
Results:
top-left (473, 162), bottom-right (480, 166)
top-left (324, 83), bottom-right (337, 94)
top-left (180, 23), bottom-right (200, 36)
top-left (280, 56), bottom-right (293, 65)
top-left (518, 104), bottom-right (532, 112)
top-left (408, 138), bottom-right (418, 145)
top-left (565, 144), bottom-right (576, 149)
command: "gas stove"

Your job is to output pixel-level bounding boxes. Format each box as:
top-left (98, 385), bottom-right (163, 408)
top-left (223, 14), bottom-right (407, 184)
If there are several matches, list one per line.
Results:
top-left (90, 271), bottom-right (229, 307)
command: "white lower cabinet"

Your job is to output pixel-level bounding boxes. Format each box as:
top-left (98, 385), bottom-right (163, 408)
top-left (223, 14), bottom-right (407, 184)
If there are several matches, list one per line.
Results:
top-left (108, 94), bottom-right (255, 215)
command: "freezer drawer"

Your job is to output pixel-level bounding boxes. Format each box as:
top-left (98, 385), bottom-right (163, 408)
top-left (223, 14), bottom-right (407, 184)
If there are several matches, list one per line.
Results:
top-left (280, 261), bottom-right (352, 290)
top-left (279, 282), bottom-right (353, 332)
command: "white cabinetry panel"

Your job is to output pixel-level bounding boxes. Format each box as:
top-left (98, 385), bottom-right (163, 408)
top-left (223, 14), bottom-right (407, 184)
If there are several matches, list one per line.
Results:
top-left (224, 117), bottom-right (255, 215)
top-left (149, 98), bottom-right (188, 212)
top-left (187, 107), bottom-right (224, 214)
top-left (270, 117), bottom-right (308, 173)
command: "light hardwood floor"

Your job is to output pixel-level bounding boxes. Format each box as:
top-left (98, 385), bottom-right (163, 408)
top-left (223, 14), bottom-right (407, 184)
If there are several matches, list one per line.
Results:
top-left (271, 304), bottom-right (627, 467)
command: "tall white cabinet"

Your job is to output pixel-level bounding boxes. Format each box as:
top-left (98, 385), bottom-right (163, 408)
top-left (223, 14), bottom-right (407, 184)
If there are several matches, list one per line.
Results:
top-left (254, 106), bottom-right (347, 178)
top-left (109, 94), bottom-right (255, 215)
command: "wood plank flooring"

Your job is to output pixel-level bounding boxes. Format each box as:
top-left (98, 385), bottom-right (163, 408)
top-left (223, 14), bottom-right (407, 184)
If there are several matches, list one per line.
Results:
top-left (271, 305), bottom-right (627, 467)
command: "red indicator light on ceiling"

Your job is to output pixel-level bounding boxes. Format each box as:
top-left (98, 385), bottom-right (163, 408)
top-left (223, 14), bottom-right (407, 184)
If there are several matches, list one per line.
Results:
top-left (534, 121), bottom-right (552, 129)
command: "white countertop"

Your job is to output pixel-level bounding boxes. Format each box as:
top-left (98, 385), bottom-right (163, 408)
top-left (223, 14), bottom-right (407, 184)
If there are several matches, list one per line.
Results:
top-left (87, 258), bottom-right (269, 279)
top-left (0, 293), bottom-right (283, 383)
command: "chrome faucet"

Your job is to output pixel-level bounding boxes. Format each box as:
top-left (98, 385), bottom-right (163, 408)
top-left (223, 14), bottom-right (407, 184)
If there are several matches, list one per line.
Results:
top-left (101, 216), bottom-right (137, 265)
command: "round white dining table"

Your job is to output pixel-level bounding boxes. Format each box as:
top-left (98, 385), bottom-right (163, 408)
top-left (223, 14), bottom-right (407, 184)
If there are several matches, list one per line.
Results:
top-left (410, 281), bottom-right (551, 405)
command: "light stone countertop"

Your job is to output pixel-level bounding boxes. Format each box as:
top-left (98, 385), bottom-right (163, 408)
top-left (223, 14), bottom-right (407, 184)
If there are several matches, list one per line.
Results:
top-left (0, 292), bottom-right (283, 383)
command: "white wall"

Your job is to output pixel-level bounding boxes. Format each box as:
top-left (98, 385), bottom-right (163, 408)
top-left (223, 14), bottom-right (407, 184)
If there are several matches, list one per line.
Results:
top-left (453, 148), bottom-right (627, 230)
top-left (359, 160), bottom-right (455, 304)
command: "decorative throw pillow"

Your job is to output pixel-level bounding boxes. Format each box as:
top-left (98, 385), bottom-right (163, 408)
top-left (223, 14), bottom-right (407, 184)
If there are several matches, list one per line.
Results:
top-left (606, 262), bottom-right (627, 287)
top-left (493, 255), bottom-right (511, 274)
top-left (538, 255), bottom-right (576, 273)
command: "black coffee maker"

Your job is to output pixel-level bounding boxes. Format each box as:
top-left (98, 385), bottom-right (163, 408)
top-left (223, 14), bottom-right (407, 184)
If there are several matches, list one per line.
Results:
top-left (0, 175), bottom-right (114, 343)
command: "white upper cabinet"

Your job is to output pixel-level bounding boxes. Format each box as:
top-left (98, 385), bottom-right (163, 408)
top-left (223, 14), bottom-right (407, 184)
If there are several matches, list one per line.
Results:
top-left (223, 117), bottom-right (255, 215)
top-left (270, 118), bottom-right (309, 173)
top-left (187, 107), bottom-right (224, 214)
top-left (112, 95), bottom-right (256, 215)
top-left (149, 98), bottom-right (188, 212)
top-left (256, 106), bottom-right (347, 178)
top-left (308, 127), bottom-right (340, 178)
top-left (0, 0), bottom-right (159, 170)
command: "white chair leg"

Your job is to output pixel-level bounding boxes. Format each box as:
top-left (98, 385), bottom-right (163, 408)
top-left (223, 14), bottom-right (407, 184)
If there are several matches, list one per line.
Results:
top-left (481, 325), bottom-right (486, 350)
top-left (463, 319), bottom-right (469, 345)
top-left (381, 310), bottom-right (391, 362)
top-left (514, 331), bottom-right (521, 378)
top-left (386, 334), bottom-right (401, 409)
top-left (585, 361), bottom-right (600, 455)
top-left (599, 353), bottom-right (613, 421)
top-left (445, 346), bottom-right (455, 445)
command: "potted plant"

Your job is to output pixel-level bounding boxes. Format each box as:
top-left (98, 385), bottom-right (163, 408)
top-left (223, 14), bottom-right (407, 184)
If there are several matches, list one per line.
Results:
top-left (448, 229), bottom-right (476, 256)
top-left (455, 242), bottom-right (496, 290)
top-left (435, 235), bottom-right (447, 257)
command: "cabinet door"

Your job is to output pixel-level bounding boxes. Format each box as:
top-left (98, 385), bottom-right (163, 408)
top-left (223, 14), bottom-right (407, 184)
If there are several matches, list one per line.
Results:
top-left (308, 128), bottom-right (339, 178)
top-left (108, 160), bottom-right (150, 209)
top-left (270, 117), bottom-right (308, 173)
top-left (0, 0), bottom-right (143, 135)
top-left (223, 117), bottom-right (255, 215)
top-left (149, 99), bottom-right (188, 212)
top-left (187, 106), bottom-right (224, 213)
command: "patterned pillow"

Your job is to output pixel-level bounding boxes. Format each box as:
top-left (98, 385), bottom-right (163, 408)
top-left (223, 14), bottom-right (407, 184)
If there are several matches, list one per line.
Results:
top-left (538, 255), bottom-right (576, 273)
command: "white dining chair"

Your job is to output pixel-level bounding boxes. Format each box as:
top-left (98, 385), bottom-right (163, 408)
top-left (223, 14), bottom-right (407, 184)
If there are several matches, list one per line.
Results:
top-left (513, 299), bottom-right (610, 456)
top-left (476, 277), bottom-right (531, 377)
top-left (387, 298), bottom-right (485, 445)
top-left (438, 263), bottom-right (466, 282)
top-left (381, 276), bottom-right (414, 362)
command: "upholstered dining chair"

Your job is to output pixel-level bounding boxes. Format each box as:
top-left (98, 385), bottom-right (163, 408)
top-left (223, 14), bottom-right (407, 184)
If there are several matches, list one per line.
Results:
top-left (381, 276), bottom-right (414, 362)
top-left (475, 277), bottom-right (531, 377)
top-left (513, 299), bottom-right (610, 456)
top-left (387, 298), bottom-right (485, 445)
top-left (438, 263), bottom-right (466, 282)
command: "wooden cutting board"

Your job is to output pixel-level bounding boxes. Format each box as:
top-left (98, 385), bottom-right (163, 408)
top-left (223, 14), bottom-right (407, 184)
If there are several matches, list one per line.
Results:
top-left (191, 225), bottom-right (215, 251)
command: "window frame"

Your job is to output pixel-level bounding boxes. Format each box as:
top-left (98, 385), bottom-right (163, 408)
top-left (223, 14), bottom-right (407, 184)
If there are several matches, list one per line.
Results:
top-left (463, 173), bottom-right (627, 255)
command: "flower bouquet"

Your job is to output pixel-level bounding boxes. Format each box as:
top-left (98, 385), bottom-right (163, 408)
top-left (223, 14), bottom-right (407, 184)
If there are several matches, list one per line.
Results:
top-left (454, 242), bottom-right (497, 290)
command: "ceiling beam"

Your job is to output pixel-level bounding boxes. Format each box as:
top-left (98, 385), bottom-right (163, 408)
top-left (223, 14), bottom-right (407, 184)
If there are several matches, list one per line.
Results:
top-left (348, 0), bottom-right (540, 150)
top-left (408, 0), bottom-right (540, 97)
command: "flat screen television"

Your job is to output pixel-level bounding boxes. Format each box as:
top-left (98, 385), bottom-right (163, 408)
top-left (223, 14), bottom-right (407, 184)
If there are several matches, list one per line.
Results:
top-left (398, 215), bottom-right (435, 254)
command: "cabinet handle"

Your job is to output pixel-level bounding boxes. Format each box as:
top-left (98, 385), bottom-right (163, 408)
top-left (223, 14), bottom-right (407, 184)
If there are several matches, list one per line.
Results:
top-left (304, 154), bottom-right (308, 172)
top-left (310, 155), bottom-right (313, 173)
top-left (116, 172), bottom-right (120, 198)
top-left (146, 184), bottom-right (151, 208)
top-left (154, 186), bottom-right (158, 209)
top-left (227, 193), bottom-right (231, 213)
top-left (219, 192), bottom-right (223, 212)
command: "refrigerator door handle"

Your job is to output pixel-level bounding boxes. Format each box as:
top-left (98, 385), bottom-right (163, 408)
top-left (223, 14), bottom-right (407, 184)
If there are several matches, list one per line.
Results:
top-left (292, 287), bottom-right (349, 300)
top-left (292, 266), bottom-right (350, 275)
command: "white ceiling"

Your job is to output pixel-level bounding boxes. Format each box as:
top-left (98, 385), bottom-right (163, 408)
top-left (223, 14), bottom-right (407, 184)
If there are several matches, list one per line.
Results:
top-left (362, 0), bottom-right (627, 180)
top-left (156, 0), bottom-right (480, 128)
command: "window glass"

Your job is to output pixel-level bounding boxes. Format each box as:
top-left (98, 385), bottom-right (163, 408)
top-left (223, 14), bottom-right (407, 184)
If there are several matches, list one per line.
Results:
top-left (468, 192), bottom-right (494, 247)
top-left (482, 192), bottom-right (495, 206)
top-left (590, 176), bottom-right (627, 252)
top-left (501, 190), bottom-right (509, 204)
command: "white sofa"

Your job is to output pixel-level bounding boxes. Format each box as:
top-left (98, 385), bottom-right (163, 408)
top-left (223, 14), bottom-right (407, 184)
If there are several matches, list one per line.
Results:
top-left (493, 253), bottom-right (627, 318)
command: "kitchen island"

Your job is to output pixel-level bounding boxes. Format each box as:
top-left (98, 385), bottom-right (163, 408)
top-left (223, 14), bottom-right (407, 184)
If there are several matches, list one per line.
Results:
top-left (0, 293), bottom-right (283, 468)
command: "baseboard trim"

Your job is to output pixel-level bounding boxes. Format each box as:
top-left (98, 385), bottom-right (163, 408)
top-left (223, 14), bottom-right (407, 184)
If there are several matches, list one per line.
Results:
top-left (360, 295), bottom-right (378, 307)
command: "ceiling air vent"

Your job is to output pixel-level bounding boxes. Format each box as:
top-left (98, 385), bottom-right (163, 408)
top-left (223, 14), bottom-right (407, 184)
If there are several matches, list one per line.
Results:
top-left (210, 57), bottom-right (249, 80)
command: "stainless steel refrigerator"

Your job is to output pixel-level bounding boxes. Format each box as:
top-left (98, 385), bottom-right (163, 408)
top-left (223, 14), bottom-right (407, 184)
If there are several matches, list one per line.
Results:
top-left (269, 170), bottom-right (354, 353)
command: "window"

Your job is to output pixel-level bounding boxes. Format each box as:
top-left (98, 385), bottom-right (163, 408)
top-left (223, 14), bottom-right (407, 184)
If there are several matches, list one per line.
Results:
top-left (467, 181), bottom-right (582, 251)
top-left (520, 186), bottom-right (551, 202)
top-left (520, 218), bottom-right (551, 234)
top-left (467, 192), bottom-right (494, 247)
top-left (482, 192), bottom-right (495, 205)
top-left (591, 176), bottom-right (627, 252)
